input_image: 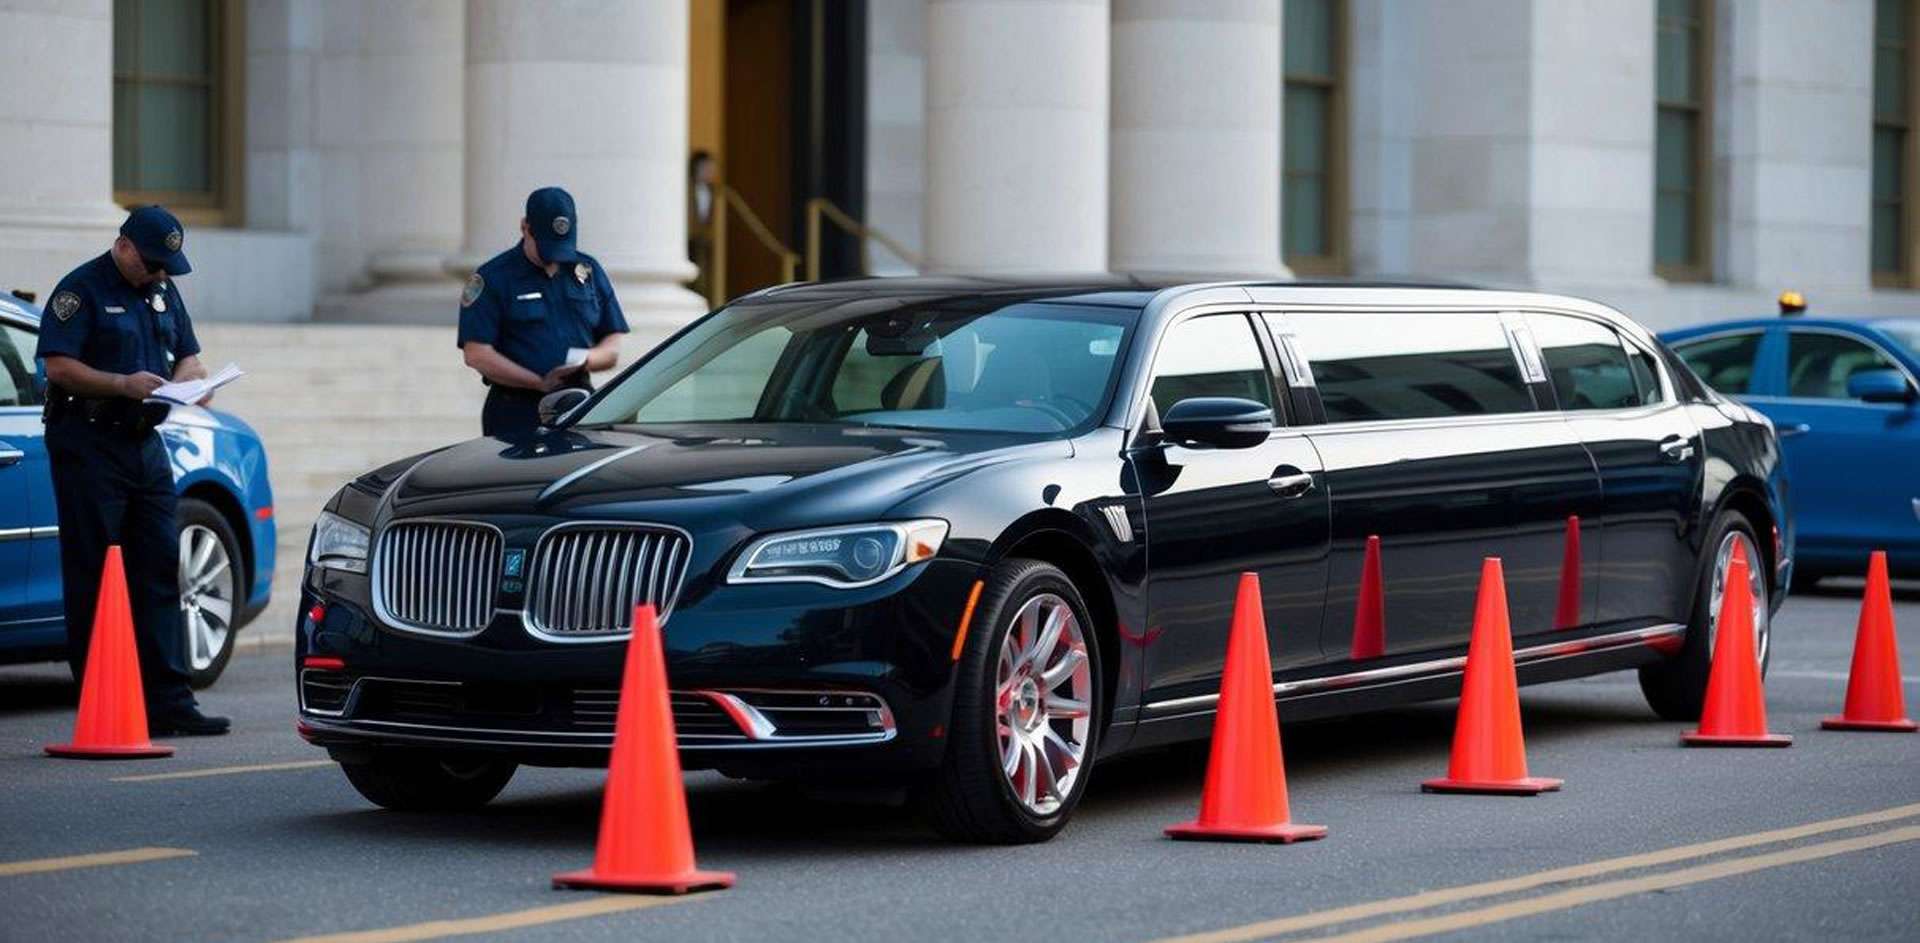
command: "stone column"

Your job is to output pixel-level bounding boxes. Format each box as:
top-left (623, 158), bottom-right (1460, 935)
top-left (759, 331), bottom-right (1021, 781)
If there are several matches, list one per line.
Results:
top-left (923, 0), bottom-right (1109, 273)
top-left (1109, 0), bottom-right (1281, 275)
top-left (455, 0), bottom-right (703, 341)
top-left (0, 0), bottom-right (123, 298)
top-left (359, 0), bottom-right (465, 288)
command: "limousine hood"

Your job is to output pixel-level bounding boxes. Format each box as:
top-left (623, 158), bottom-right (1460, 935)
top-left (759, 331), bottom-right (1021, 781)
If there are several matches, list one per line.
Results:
top-left (360, 423), bottom-right (1066, 524)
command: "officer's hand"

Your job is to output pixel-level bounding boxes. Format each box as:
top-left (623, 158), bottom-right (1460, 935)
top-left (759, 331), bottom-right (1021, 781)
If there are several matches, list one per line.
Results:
top-left (542, 363), bottom-right (586, 392)
top-left (119, 371), bottom-right (168, 399)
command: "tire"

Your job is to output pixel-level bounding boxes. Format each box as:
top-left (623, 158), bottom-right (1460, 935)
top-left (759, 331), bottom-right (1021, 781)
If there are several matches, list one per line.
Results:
top-left (339, 754), bottom-right (518, 811)
top-left (177, 498), bottom-right (243, 688)
top-left (1639, 511), bottom-right (1772, 721)
top-left (918, 559), bottom-right (1103, 844)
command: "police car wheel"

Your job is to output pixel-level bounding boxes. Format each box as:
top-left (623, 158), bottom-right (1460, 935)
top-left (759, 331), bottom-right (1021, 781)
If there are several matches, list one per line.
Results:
top-left (178, 499), bottom-right (242, 689)
top-left (339, 754), bottom-right (518, 812)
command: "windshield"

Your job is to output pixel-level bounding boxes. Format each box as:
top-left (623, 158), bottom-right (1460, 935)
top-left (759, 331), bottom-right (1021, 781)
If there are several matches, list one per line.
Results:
top-left (577, 299), bottom-right (1136, 435)
top-left (1873, 319), bottom-right (1920, 359)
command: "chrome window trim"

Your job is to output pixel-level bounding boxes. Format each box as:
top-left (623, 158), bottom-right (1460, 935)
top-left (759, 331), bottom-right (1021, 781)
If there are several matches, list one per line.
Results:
top-left (520, 519), bottom-right (695, 643)
top-left (1522, 308), bottom-right (1678, 411)
top-left (368, 518), bottom-right (505, 639)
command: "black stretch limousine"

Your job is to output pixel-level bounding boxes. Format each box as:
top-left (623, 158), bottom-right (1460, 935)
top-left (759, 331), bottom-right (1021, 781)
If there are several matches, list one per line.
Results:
top-left (296, 277), bottom-right (1790, 843)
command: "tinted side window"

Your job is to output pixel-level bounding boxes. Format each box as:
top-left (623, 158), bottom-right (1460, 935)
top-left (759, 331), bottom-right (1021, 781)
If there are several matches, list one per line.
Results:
top-left (1672, 332), bottom-right (1762, 394)
top-left (1290, 312), bottom-right (1533, 422)
top-left (1625, 342), bottom-right (1663, 405)
top-left (1148, 315), bottom-right (1273, 411)
top-left (0, 323), bottom-right (39, 407)
top-left (1529, 313), bottom-right (1639, 410)
top-left (1785, 331), bottom-right (1903, 399)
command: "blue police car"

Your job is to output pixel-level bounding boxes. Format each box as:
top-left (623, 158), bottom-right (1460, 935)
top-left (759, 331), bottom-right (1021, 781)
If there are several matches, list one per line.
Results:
top-left (0, 291), bottom-right (274, 685)
top-left (1663, 315), bottom-right (1920, 588)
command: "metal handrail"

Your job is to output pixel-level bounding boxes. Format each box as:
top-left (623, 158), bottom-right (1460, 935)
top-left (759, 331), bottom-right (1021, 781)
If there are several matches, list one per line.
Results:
top-left (805, 197), bottom-right (921, 281)
top-left (709, 185), bottom-right (800, 309)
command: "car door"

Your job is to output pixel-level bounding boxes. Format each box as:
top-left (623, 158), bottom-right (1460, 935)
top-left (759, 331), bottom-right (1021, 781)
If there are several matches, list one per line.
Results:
top-left (0, 318), bottom-right (50, 625)
top-left (1528, 312), bottom-right (1702, 628)
top-left (1285, 309), bottom-right (1599, 657)
top-left (1133, 312), bottom-right (1330, 708)
top-left (1762, 327), bottom-right (1920, 565)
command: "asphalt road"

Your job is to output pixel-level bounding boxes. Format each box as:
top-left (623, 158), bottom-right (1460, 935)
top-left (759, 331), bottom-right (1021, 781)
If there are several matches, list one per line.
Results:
top-left (2, 582), bottom-right (1916, 943)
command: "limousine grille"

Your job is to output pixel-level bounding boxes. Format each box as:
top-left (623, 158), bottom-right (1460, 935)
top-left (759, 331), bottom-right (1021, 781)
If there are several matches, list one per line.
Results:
top-left (372, 521), bottom-right (502, 634)
top-left (525, 525), bottom-right (691, 638)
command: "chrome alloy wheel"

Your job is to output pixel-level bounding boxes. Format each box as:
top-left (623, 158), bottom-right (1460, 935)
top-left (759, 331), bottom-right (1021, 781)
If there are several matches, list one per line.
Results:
top-left (1706, 529), bottom-right (1770, 669)
top-left (179, 523), bottom-right (235, 672)
top-left (994, 592), bottom-right (1093, 817)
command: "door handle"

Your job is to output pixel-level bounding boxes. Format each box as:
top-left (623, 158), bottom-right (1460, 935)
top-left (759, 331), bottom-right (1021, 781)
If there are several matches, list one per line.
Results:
top-left (1267, 466), bottom-right (1315, 498)
top-left (1657, 435), bottom-right (1695, 463)
top-left (1777, 422), bottom-right (1812, 439)
top-left (0, 443), bottom-right (20, 468)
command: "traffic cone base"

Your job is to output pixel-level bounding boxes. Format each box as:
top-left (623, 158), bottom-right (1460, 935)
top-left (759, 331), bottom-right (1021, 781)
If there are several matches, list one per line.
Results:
top-left (1680, 731), bottom-right (1793, 748)
top-left (552, 867), bottom-right (735, 895)
top-left (45, 741), bottom-right (174, 759)
top-left (1681, 543), bottom-right (1790, 748)
top-left (1820, 716), bottom-right (1917, 732)
top-left (1421, 775), bottom-right (1562, 796)
top-left (1165, 821), bottom-right (1327, 844)
top-left (46, 546), bottom-right (174, 761)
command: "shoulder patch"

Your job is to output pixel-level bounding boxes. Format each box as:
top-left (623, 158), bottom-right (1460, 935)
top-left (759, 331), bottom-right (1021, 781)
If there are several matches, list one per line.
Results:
top-left (50, 291), bottom-right (81, 322)
top-left (461, 274), bottom-right (485, 308)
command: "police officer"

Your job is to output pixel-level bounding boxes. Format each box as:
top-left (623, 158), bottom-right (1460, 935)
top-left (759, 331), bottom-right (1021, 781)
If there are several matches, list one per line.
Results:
top-left (34, 206), bottom-right (228, 736)
top-left (458, 187), bottom-right (629, 435)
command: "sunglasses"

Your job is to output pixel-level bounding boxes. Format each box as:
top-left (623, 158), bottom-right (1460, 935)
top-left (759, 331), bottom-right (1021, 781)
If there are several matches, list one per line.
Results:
top-left (138, 256), bottom-right (167, 275)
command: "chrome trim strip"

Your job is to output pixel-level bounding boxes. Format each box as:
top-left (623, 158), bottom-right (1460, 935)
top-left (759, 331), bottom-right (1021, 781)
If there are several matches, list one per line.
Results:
top-left (1144, 623), bottom-right (1686, 716)
top-left (537, 444), bottom-right (653, 503)
top-left (369, 519), bottom-right (505, 638)
top-left (304, 716), bottom-right (896, 750)
top-left (0, 525), bottom-right (58, 542)
top-left (521, 520), bottom-right (696, 643)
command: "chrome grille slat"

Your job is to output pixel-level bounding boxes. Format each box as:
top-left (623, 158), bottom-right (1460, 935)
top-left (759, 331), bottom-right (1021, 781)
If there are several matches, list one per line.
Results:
top-left (373, 521), bottom-right (502, 635)
top-left (525, 525), bottom-right (692, 639)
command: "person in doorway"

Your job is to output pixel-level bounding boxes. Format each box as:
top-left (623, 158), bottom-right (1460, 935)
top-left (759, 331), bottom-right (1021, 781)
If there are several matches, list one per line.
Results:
top-left (687, 150), bottom-right (718, 300)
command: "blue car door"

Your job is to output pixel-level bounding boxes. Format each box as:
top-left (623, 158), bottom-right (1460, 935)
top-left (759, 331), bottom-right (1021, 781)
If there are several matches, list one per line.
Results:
top-left (1764, 326), bottom-right (1920, 566)
top-left (0, 320), bottom-right (50, 625)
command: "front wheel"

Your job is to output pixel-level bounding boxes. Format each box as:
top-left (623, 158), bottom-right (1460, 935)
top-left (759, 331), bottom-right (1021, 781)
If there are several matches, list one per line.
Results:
top-left (1639, 512), bottom-right (1771, 721)
top-left (919, 559), bottom-right (1103, 844)
top-left (177, 498), bottom-right (243, 688)
top-left (339, 754), bottom-right (518, 811)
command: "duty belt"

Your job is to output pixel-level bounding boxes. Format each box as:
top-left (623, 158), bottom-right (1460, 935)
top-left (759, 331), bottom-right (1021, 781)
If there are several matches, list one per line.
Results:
top-left (43, 387), bottom-right (171, 436)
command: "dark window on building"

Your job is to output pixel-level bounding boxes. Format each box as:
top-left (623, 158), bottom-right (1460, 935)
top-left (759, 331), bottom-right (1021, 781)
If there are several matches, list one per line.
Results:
top-left (1671, 331), bottom-right (1764, 395)
top-left (1529, 314), bottom-right (1647, 410)
top-left (1290, 312), bottom-right (1532, 422)
top-left (113, 0), bottom-right (241, 222)
top-left (1655, 0), bottom-right (1712, 280)
top-left (1785, 331), bottom-right (1904, 399)
top-left (1875, 0), bottom-right (1914, 281)
top-left (1284, 0), bottom-right (1344, 274)
top-left (1149, 315), bottom-right (1274, 411)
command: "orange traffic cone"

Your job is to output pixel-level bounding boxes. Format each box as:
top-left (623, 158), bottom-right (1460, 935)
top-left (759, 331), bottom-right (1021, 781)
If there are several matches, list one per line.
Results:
top-left (1682, 543), bottom-right (1792, 747)
top-left (46, 546), bottom-right (174, 760)
top-left (1166, 573), bottom-right (1327, 843)
top-left (1821, 551), bottom-right (1916, 732)
top-left (553, 605), bottom-right (733, 894)
top-left (1422, 558), bottom-right (1561, 794)
top-left (1554, 516), bottom-right (1581, 630)
top-left (1350, 535), bottom-right (1386, 660)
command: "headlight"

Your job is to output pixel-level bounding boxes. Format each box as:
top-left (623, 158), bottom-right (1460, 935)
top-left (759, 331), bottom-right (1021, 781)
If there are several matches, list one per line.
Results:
top-left (309, 510), bottom-right (371, 573)
top-left (727, 520), bottom-right (948, 588)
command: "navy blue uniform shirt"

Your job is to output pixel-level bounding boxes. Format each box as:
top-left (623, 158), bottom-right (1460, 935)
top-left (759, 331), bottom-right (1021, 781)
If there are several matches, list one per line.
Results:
top-left (456, 245), bottom-right (627, 379)
top-left (35, 253), bottom-right (199, 377)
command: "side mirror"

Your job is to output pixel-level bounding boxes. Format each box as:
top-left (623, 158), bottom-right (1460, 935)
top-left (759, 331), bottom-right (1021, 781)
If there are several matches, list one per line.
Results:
top-left (538, 388), bottom-right (590, 427)
top-left (1847, 369), bottom-right (1917, 404)
top-left (1160, 397), bottom-right (1274, 449)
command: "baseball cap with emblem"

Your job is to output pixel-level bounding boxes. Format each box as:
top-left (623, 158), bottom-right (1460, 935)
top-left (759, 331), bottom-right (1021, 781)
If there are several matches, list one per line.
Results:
top-left (525, 187), bottom-right (580, 264)
top-left (120, 205), bottom-right (192, 276)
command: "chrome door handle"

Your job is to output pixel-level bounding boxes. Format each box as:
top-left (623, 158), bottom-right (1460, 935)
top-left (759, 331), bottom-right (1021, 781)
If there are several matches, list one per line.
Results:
top-left (1657, 435), bottom-right (1695, 462)
top-left (0, 445), bottom-right (21, 468)
top-left (1777, 422), bottom-right (1811, 439)
top-left (1267, 467), bottom-right (1315, 498)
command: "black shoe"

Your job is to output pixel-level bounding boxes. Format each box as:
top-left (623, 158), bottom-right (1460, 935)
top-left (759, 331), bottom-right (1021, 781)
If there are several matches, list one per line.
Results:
top-left (150, 706), bottom-right (231, 737)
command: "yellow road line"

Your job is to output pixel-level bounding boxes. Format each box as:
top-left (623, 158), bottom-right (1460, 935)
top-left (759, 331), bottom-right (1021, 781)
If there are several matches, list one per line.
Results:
top-left (0, 847), bottom-right (196, 877)
top-left (112, 760), bottom-right (334, 783)
top-left (1152, 801), bottom-right (1920, 943)
top-left (1311, 825), bottom-right (1920, 943)
top-left (267, 896), bottom-right (692, 943)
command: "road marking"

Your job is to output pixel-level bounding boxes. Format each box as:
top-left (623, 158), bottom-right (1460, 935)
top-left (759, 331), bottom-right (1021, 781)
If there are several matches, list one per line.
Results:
top-left (267, 896), bottom-right (691, 943)
top-left (1151, 801), bottom-right (1920, 943)
top-left (0, 847), bottom-right (196, 877)
top-left (1309, 825), bottom-right (1920, 943)
top-left (1772, 669), bottom-right (1917, 683)
top-left (112, 759), bottom-right (334, 783)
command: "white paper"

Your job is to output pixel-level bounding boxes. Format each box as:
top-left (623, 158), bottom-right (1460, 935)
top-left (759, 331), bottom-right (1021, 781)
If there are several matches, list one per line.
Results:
top-left (565, 347), bottom-right (590, 368)
top-left (148, 362), bottom-right (245, 406)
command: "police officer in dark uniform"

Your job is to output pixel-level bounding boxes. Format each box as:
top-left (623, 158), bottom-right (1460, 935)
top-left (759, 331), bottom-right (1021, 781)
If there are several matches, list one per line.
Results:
top-left (458, 187), bottom-right (629, 435)
top-left (34, 206), bottom-right (228, 735)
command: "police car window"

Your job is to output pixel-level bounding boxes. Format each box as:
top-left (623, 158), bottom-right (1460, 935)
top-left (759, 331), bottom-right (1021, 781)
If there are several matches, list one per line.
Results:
top-left (1148, 316), bottom-right (1273, 412)
top-left (1527, 313), bottom-right (1640, 410)
top-left (0, 323), bottom-right (39, 407)
top-left (1671, 331), bottom-right (1761, 394)
top-left (1290, 312), bottom-right (1532, 422)
top-left (1785, 331), bottom-right (1903, 399)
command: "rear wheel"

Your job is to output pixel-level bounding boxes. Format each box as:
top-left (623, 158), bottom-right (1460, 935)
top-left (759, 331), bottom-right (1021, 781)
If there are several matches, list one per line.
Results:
top-left (339, 754), bottom-right (518, 811)
top-left (919, 559), bottom-right (1102, 844)
top-left (1639, 512), bottom-right (1771, 721)
top-left (177, 498), bottom-right (242, 688)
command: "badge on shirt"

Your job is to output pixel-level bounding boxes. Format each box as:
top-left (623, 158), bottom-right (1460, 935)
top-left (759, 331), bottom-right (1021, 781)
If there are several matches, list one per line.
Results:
top-left (574, 263), bottom-right (590, 285)
top-left (50, 291), bottom-right (80, 321)
top-left (149, 293), bottom-right (167, 313)
top-left (461, 274), bottom-right (485, 308)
